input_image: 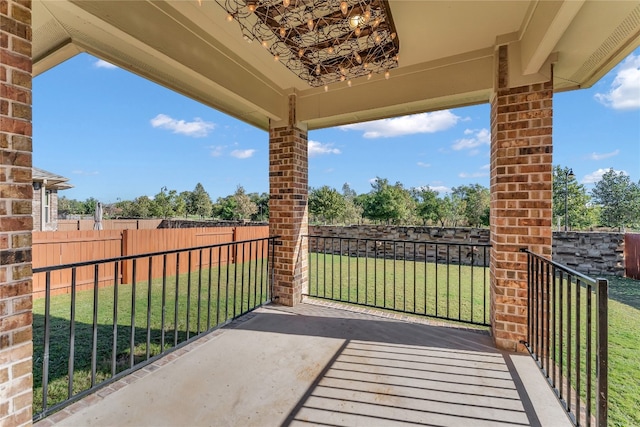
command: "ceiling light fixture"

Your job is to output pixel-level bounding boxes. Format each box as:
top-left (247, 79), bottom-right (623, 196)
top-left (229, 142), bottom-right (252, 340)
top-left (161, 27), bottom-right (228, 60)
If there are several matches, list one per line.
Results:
top-left (215, 0), bottom-right (400, 87)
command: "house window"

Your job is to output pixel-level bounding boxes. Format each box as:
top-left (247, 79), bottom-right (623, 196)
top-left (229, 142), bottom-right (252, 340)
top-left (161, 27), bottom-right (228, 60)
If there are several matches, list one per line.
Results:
top-left (44, 190), bottom-right (51, 224)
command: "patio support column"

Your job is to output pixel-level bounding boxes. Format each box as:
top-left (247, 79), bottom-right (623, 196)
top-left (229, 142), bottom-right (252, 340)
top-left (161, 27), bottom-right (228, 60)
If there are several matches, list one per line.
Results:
top-left (268, 94), bottom-right (308, 306)
top-left (490, 45), bottom-right (553, 351)
top-left (0, 0), bottom-right (34, 425)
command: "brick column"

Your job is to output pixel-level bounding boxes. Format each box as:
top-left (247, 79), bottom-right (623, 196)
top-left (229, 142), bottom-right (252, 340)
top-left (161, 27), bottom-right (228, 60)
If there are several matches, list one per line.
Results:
top-left (1, 0), bottom-right (34, 425)
top-left (490, 45), bottom-right (553, 351)
top-left (269, 94), bottom-right (308, 306)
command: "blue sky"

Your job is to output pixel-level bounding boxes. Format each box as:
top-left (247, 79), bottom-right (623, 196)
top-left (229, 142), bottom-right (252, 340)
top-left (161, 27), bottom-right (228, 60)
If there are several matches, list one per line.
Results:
top-left (33, 48), bottom-right (639, 203)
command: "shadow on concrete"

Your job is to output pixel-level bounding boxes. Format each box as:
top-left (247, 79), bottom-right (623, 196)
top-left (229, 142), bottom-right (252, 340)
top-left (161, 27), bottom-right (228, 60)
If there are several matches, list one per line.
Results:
top-left (233, 304), bottom-right (542, 427)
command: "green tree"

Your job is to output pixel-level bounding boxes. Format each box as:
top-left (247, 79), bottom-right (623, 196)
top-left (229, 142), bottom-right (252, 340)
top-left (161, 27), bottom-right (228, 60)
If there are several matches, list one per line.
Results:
top-left (58, 196), bottom-right (84, 217)
top-left (362, 178), bottom-right (415, 224)
top-left (309, 186), bottom-right (346, 224)
top-left (151, 187), bottom-right (181, 219)
top-left (187, 183), bottom-right (213, 218)
top-left (233, 185), bottom-right (257, 220)
top-left (248, 192), bottom-right (269, 221)
top-left (592, 169), bottom-right (640, 229)
top-left (340, 183), bottom-right (363, 224)
top-left (412, 186), bottom-right (440, 225)
top-left (213, 196), bottom-right (237, 220)
top-left (453, 184), bottom-right (490, 227)
top-left (437, 193), bottom-right (465, 227)
top-left (552, 165), bottom-right (594, 230)
top-left (83, 197), bottom-right (99, 215)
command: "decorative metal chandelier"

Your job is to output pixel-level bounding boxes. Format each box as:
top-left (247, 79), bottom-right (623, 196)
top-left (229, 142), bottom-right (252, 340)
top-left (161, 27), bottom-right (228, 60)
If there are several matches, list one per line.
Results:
top-left (213, 0), bottom-right (400, 88)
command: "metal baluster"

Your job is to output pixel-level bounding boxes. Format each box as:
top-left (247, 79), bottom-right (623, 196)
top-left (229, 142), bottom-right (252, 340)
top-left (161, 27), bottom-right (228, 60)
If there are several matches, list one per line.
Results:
top-left (130, 260), bottom-right (137, 368)
top-left (146, 257), bottom-right (153, 360)
top-left (91, 264), bottom-right (99, 386)
top-left (174, 254), bottom-right (180, 346)
top-left (161, 256), bottom-right (166, 352)
top-left (112, 262), bottom-right (119, 376)
top-left (68, 268), bottom-right (77, 397)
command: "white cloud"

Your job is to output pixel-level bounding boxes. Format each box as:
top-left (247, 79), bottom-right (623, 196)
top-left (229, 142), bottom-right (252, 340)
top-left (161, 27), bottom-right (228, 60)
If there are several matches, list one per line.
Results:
top-left (594, 53), bottom-right (640, 110)
top-left (94, 59), bottom-right (117, 69)
top-left (150, 114), bottom-right (215, 138)
top-left (417, 162), bottom-right (431, 168)
top-left (230, 149), bottom-right (255, 159)
top-left (581, 168), bottom-right (628, 184)
top-left (452, 128), bottom-right (490, 151)
top-left (481, 164), bottom-right (490, 170)
top-left (308, 140), bottom-right (341, 157)
top-left (430, 185), bottom-right (451, 194)
top-left (340, 110), bottom-right (460, 138)
top-left (209, 145), bottom-right (225, 157)
top-left (459, 172), bottom-right (489, 178)
top-left (588, 149), bottom-right (620, 160)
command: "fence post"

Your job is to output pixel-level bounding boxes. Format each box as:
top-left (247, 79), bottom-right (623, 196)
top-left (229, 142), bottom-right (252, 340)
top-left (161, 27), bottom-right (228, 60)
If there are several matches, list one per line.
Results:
top-left (121, 229), bottom-right (131, 284)
top-left (597, 278), bottom-right (608, 427)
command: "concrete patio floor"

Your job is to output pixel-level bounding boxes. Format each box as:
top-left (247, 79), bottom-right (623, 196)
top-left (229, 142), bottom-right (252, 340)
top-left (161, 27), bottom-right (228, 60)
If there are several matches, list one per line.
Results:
top-left (36, 301), bottom-right (571, 427)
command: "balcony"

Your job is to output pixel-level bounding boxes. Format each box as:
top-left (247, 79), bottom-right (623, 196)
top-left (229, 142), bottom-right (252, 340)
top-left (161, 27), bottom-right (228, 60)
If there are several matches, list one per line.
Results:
top-left (35, 301), bottom-right (570, 427)
top-left (30, 235), bottom-right (607, 426)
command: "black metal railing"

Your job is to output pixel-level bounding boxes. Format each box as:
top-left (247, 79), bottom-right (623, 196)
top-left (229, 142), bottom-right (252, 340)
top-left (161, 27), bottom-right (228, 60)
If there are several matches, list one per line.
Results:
top-left (521, 249), bottom-right (608, 427)
top-left (32, 236), bottom-right (278, 421)
top-left (307, 235), bottom-right (491, 326)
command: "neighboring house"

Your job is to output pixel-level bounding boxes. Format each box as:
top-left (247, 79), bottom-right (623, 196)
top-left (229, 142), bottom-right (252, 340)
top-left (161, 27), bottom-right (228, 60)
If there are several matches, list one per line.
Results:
top-left (32, 167), bottom-right (73, 231)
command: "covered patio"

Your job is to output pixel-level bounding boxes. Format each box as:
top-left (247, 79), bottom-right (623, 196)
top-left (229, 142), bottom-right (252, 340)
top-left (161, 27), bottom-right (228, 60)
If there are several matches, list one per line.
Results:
top-left (1, 0), bottom-right (640, 425)
top-left (34, 301), bottom-right (569, 427)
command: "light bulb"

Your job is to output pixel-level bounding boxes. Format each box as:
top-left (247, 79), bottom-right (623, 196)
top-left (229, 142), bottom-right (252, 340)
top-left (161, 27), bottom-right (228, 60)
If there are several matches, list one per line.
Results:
top-left (298, 49), bottom-right (304, 57)
top-left (274, 54), bottom-right (280, 61)
top-left (226, 13), bottom-right (234, 22)
top-left (316, 65), bottom-right (321, 75)
top-left (367, 72), bottom-right (372, 80)
top-left (340, 1), bottom-right (348, 15)
top-left (354, 27), bottom-right (361, 36)
top-left (328, 46), bottom-right (334, 54)
top-left (385, 70), bottom-right (390, 79)
top-left (355, 53), bottom-right (361, 64)
top-left (340, 75), bottom-right (345, 82)
top-left (375, 33), bottom-right (381, 44)
top-left (261, 40), bottom-right (268, 48)
top-left (347, 80), bottom-right (352, 87)
top-left (279, 27), bottom-right (286, 37)
top-left (391, 32), bottom-right (396, 40)
top-left (247, 2), bottom-right (256, 12)
top-left (283, 0), bottom-right (290, 7)
top-left (373, 18), bottom-right (380, 28)
top-left (363, 62), bottom-right (369, 68)
top-left (324, 85), bottom-right (329, 92)
top-left (363, 9), bottom-right (371, 22)
top-left (307, 19), bottom-right (314, 31)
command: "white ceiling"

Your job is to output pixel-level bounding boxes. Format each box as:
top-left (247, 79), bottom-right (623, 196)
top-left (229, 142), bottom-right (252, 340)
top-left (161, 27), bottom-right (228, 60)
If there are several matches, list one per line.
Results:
top-left (33, 0), bottom-right (640, 130)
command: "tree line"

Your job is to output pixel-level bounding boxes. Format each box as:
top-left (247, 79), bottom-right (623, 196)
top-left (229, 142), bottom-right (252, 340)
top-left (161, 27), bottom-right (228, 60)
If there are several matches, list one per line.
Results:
top-left (59, 183), bottom-right (269, 222)
top-left (59, 166), bottom-right (640, 230)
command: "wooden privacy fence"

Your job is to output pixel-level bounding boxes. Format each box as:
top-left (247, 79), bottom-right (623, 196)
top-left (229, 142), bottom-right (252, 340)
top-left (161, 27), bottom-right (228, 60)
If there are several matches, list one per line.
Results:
top-left (57, 219), bottom-right (163, 231)
top-left (32, 226), bottom-right (269, 298)
top-left (625, 233), bottom-right (640, 279)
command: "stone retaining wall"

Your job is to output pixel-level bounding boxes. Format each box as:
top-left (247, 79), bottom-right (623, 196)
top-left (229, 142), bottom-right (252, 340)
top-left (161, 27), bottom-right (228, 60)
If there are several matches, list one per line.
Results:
top-left (308, 225), bottom-right (490, 267)
top-left (553, 232), bottom-right (625, 277)
top-left (309, 226), bottom-right (625, 277)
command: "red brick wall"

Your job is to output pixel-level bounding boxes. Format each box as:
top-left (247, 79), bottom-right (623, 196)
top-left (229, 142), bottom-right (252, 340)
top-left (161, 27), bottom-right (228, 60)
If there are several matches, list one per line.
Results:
top-left (0, 0), bottom-right (34, 425)
top-left (490, 45), bottom-right (553, 351)
top-left (268, 95), bottom-right (308, 306)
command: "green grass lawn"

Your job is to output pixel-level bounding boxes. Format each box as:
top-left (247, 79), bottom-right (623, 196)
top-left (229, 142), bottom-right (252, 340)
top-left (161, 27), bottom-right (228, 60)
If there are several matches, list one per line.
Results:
top-left (32, 260), bottom-right (269, 416)
top-left (308, 253), bottom-right (490, 325)
top-left (604, 276), bottom-right (640, 427)
top-left (32, 255), bottom-right (640, 426)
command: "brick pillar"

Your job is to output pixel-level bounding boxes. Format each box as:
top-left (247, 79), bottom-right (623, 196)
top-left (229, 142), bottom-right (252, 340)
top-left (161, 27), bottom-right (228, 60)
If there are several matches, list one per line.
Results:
top-left (1, 0), bottom-right (34, 425)
top-left (490, 45), bottom-right (553, 351)
top-left (269, 94), bottom-right (308, 306)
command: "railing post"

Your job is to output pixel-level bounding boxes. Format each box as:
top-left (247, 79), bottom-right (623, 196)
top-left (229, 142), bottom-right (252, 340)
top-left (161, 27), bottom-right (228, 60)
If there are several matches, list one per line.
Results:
top-left (597, 278), bottom-right (608, 427)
